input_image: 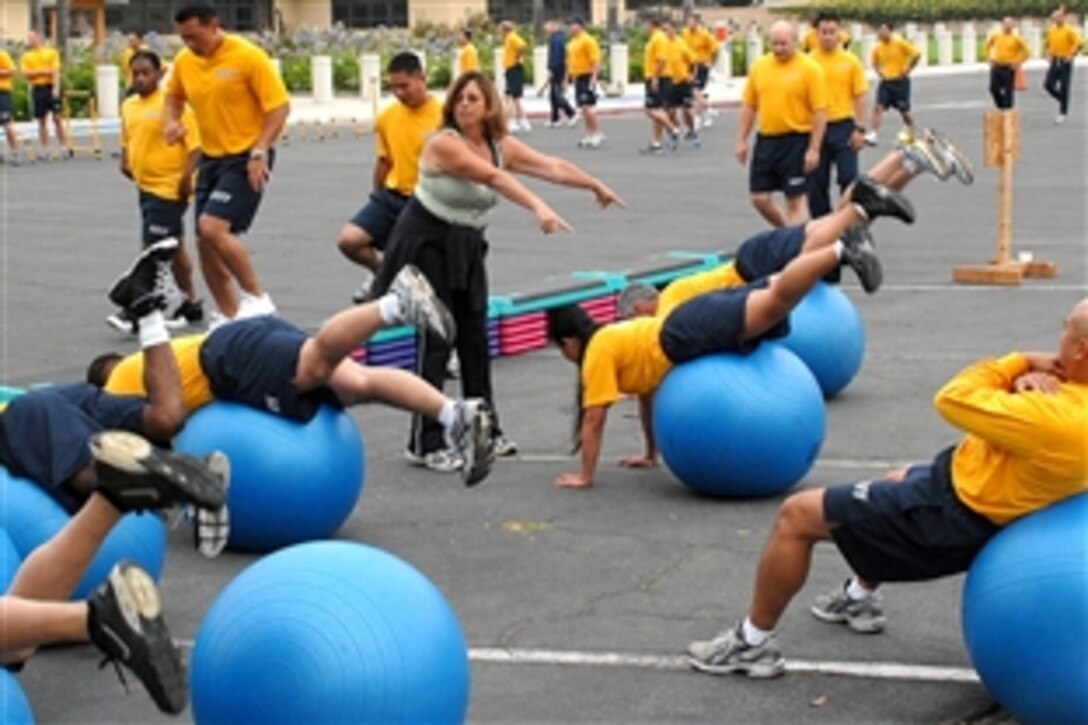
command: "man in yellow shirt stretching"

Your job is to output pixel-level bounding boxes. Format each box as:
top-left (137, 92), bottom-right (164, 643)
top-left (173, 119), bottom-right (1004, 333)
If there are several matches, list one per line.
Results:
top-left (688, 298), bottom-right (1088, 678)
top-left (165, 2), bottom-right (290, 325)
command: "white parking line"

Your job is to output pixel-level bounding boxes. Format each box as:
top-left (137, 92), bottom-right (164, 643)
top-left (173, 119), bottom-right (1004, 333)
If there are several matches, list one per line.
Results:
top-left (469, 647), bottom-right (980, 684)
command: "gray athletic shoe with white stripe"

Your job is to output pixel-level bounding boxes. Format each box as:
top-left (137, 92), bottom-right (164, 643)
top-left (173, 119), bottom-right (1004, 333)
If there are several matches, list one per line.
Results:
top-left (687, 623), bottom-right (786, 678)
top-left (811, 582), bottom-right (887, 633)
top-left (390, 264), bottom-right (456, 344)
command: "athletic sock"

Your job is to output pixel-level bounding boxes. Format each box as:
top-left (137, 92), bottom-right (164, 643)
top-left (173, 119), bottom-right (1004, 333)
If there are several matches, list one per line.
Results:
top-left (437, 400), bottom-right (457, 429)
top-left (378, 294), bottom-right (402, 325)
top-left (845, 576), bottom-right (874, 601)
top-left (833, 240), bottom-right (846, 259)
top-left (138, 310), bottom-right (169, 349)
top-left (741, 617), bottom-right (772, 647)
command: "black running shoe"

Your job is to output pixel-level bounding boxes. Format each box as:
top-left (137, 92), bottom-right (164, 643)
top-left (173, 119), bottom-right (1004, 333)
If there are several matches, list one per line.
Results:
top-left (107, 238), bottom-right (179, 315)
top-left (88, 561), bottom-right (188, 715)
top-left (841, 225), bottom-right (884, 294)
top-left (850, 175), bottom-right (916, 225)
top-left (90, 430), bottom-right (227, 512)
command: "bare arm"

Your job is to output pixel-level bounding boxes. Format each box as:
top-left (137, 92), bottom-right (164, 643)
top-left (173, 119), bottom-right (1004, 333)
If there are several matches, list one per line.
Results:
top-left (502, 136), bottom-right (624, 208)
top-left (619, 394), bottom-right (659, 468)
top-left (163, 94), bottom-right (186, 144)
top-left (425, 132), bottom-right (573, 233)
top-left (371, 156), bottom-right (392, 193)
top-left (735, 104), bottom-right (756, 165)
top-left (555, 404), bottom-right (608, 488)
top-left (254, 102), bottom-right (289, 153)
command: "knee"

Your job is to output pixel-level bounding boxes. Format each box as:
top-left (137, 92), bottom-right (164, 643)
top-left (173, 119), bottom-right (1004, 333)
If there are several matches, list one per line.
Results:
top-left (198, 216), bottom-right (230, 246)
top-left (772, 490), bottom-right (827, 541)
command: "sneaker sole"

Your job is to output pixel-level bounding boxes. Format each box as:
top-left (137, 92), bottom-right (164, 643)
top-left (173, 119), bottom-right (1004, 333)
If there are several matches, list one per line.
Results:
top-left (90, 431), bottom-right (227, 510)
top-left (810, 606), bottom-right (887, 634)
top-left (398, 267), bottom-right (457, 343)
top-left (196, 452), bottom-right (231, 558)
top-left (688, 655), bottom-right (786, 678)
top-left (105, 315), bottom-right (136, 335)
top-left (461, 403), bottom-right (495, 488)
top-left (107, 238), bottom-right (180, 308)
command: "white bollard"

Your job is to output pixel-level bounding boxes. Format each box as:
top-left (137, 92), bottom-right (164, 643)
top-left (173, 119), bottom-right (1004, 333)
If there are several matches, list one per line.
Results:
top-left (714, 40), bottom-right (731, 81)
top-left (861, 33), bottom-right (876, 69)
top-left (961, 23), bottom-right (978, 64)
top-left (312, 55), bottom-right (333, 104)
top-left (610, 43), bottom-right (628, 95)
top-left (1025, 23), bottom-right (1042, 59)
top-left (359, 53), bottom-right (381, 104)
top-left (912, 30), bottom-right (929, 67)
top-left (850, 23), bottom-right (863, 44)
top-left (746, 28), bottom-right (763, 73)
top-left (494, 52), bottom-right (506, 96)
top-left (95, 64), bottom-right (120, 119)
top-left (905, 22), bottom-right (918, 37)
top-left (937, 30), bottom-right (954, 66)
top-left (533, 45), bottom-right (547, 89)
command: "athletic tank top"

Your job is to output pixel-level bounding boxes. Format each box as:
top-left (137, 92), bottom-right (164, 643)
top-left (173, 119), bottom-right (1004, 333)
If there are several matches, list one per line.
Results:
top-left (414, 129), bottom-right (501, 229)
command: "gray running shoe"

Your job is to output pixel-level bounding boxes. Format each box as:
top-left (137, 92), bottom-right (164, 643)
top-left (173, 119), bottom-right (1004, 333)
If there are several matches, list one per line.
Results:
top-left (840, 223), bottom-right (883, 294)
top-left (687, 623), bottom-right (786, 678)
top-left (492, 434), bottom-right (518, 457)
top-left (922, 127), bottom-right (974, 185)
top-left (811, 582), bottom-right (887, 633)
top-left (390, 264), bottom-right (456, 343)
top-left (88, 561), bottom-right (188, 714)
top-left (194, 451), bottom-right (231, 558)
top-left (896, 128), bottom-right (951, 180)
top-left (445, 399), bottom-right (495, 487)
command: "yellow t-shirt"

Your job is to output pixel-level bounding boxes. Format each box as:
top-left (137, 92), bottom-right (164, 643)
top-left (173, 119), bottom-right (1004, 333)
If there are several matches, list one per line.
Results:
top-left (803, 27), bottom-right (852, 53)
top-left (985, 31), bottom-right (1031, 65)
top-left (166, 34), bottom-right (289, 157)
top-left (457, 43), bottom-right (479, 75)
top-left (582, 318), bottom-right (673, 408)
top-left (809, 46), bottom-right (868, 122)
top-left (681, 26), bottom-right (719, 65)
top-left (644, 29), bottom-right (670, 79)
top-left (936, 353), bottom-right (1088, 525)
top-left (502, 32), bottom-right (526, 70)
top-left (871, 36), bottom-right (920, 80)
top-left (104, 335), bottom-right (214, 414)
top-left (567, 33), bottom-right (601, 77)
top-left (0, 50), bottom-right (15, 92)
top-left (376, 96), bottom-right (442, 195)
top-left (122, 89), bottom-right (201, 201)
top-left (20, 46), bottom-right (59, 86)
top-left (665, 36), bottom-right (695, 83)
top-left (743, 52), bottom-right (829, 135)
top-left (658, 263), bottom-right (745, 319)
top-left (1046, 24), bottom-right (1083, 60)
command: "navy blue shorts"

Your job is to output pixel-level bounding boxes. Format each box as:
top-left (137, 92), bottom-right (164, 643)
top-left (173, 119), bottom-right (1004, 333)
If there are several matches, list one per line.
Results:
top-left (573, 75), bottom-right (598, 107)
top-left (139, 190), bottom-right (188, 246)
top-left (0, 91), bottom-right (12, 124)
top-left (348, 188), bottom-right (410, 250)
top-left (732, 225), bottom-right (806, 281)
top-left (694, 64), bottom-right (710, 90)
top-left (200, 316), bottom-right (341, 422)
top-left (0, 384), bottom-right (145, 510)
top-left (644, 79), bottom-right (672, 109)
top-left (660, 277), bottom-right (790, 362)
top-left (196, 150), bottom-right (275, 234)
top-left (824, 447), bottom-right (1000, 583)
top-left (750, 133), bottom-right (811, 197)
top-left (504, 65), bottom-right (525, 98)
top-left (877, 77), bottom-right (911, 112)
top-left (31, 85), bottom-right (60, 119)
top-left (669, 81), bottom-right (694, 108)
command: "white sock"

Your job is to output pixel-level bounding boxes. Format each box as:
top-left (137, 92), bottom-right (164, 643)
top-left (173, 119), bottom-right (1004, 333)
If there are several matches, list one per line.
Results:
top-left (741, 617), bottom-right (772, 647)
top-left (845, 577), bottom-right (874, 601)
top-left (833, 240), bottom-right (846, 259)
top-left (378, 294), bottom-right (401, 325)
top-left (437, 400), bottom-right (457, 429)
top-left (138, 310), bottom-right (169, 349)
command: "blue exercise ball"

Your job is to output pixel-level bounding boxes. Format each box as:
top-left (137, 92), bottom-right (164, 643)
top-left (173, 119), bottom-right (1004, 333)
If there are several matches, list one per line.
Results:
top-left (0, 670), bottom-right (34, 724)
top-left (0, 527), bottom-right (22, 592)
top-left (962, 492), bottom-right (1087, 724)
top-left (191, 541), bottom-right (470, 724)
top-left (0, 467), bottom-right (166, 599)
top-left (781, 282), bottom-right (866, 398)
top-left (653, 344), bottom-right (826, 498)
top-left (174, 402), bottom-right (364, 552)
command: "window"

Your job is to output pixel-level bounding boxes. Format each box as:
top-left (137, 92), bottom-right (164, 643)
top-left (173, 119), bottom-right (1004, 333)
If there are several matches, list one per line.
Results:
top-left (487, 0), bottom-right (591, 25)
top-left (333, 0), bottom-right (409, 28)
top-left (106, 1), bottom-right (273, 34)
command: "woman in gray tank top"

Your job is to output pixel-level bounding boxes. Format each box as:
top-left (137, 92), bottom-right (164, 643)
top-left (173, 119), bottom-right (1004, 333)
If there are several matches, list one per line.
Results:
top-left (371, 71), bottom-right (624, 473)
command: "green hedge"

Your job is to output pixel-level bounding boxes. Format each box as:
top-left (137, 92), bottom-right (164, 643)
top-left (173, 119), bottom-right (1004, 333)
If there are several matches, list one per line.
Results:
top-left (787, 0), bottom-right (1088, 26)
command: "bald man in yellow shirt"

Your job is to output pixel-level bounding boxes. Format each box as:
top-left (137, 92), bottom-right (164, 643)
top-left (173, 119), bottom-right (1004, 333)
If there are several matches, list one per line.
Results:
top-left (165, 3), bottom-right (290, 325)
top-left (1044, 7), bottom-right (1083, 122)
top-left (985, 17), bottom-right (1032, 109)
top-left (737, 20), bottom-right (829, 226)
top-left (688, 297), bottom-right (1088, 678)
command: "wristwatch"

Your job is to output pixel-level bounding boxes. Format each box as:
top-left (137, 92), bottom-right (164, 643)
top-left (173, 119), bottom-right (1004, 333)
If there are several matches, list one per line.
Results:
top-left (249, 147), bottom-right (267, 161)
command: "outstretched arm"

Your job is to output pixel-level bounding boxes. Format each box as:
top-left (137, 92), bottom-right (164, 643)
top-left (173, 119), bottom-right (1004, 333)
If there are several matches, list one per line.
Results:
top-left (502, 136), bottom-right (625, 209)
